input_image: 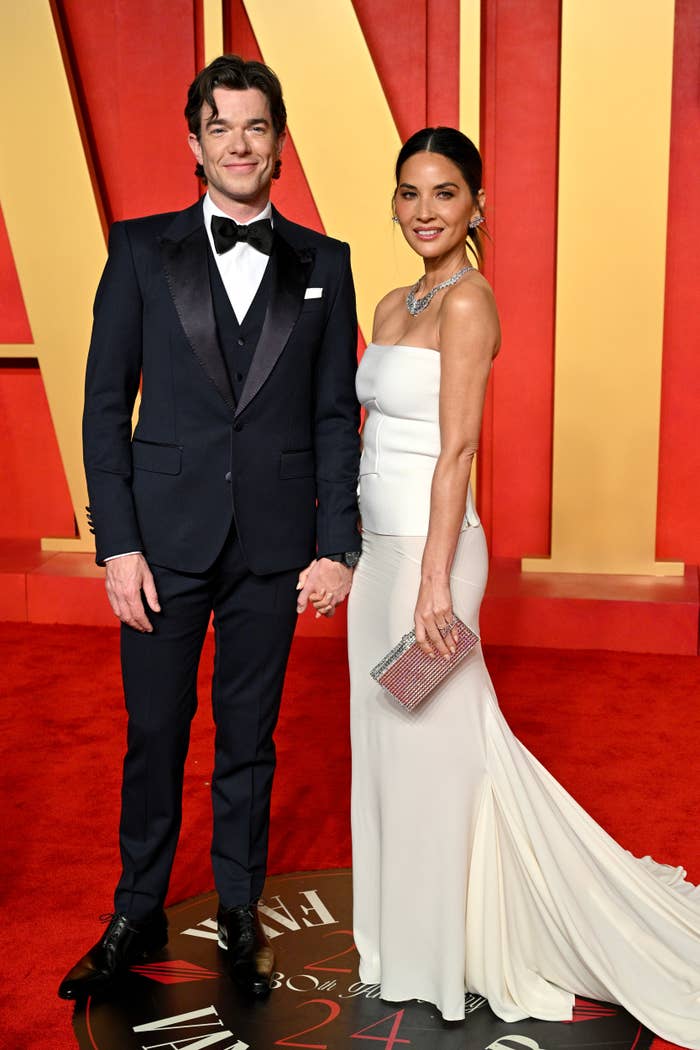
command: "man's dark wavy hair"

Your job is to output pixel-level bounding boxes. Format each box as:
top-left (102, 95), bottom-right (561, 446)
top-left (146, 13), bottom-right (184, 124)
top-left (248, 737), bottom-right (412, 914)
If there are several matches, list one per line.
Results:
top-left (185, 54), bottom-right (287, 181)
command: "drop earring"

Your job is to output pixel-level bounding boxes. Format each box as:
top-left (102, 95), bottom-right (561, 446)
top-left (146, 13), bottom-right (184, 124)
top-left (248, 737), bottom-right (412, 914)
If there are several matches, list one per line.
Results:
top-left (392, 215), bottom-right (399, 224)
top-left (468, 214), bottom-right (486, 229)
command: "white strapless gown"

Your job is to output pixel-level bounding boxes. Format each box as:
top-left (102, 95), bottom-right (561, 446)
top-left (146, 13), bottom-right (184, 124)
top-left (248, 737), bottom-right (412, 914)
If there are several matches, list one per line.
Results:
top-left (348, 343), bottom-right (700, 1046)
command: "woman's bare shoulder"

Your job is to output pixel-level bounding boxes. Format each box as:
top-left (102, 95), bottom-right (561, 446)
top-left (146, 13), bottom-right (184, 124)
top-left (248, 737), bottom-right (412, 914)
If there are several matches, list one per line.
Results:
top-left (372, 286), bottom-right (411, 337)
top-left (375, 285), bottom-right (410, 315)
top-left (439, 272), bottom-right (501, 355)
top-left (446, 269), bottom-right (494, 307)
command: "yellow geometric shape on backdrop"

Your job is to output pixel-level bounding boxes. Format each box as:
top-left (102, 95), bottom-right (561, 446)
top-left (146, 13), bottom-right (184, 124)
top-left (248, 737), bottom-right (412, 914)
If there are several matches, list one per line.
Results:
top-left (243, 0), bottom-right (417, 338)
top-left (460, 0), bottom-right (481, 148)
top-left (522, 0), bottom-right (683, 576)
top-left (202, 0), bottom-right (224, 65)
top-left (0, 4), bottom-right (106, 552)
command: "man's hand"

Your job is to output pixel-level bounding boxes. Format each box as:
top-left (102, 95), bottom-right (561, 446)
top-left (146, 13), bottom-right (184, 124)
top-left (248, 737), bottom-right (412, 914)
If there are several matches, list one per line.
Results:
top-left (296, 558), bottom-right (354, 618)
top-left (105, 553), bottom-right (161, 632)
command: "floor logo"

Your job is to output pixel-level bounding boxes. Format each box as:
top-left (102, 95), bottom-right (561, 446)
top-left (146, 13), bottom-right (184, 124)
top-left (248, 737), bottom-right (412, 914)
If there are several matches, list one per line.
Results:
top-left (568, 1000), bottom-right (618, 1024)
top-left (130, 960), bottom-right (219, 985)
top-left (73, 870), bottom-right (654, 1050)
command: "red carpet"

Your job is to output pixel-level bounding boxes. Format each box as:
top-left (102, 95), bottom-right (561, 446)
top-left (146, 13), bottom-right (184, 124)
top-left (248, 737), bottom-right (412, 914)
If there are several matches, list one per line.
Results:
top-left (1, 622), bottom-right (698, 1049)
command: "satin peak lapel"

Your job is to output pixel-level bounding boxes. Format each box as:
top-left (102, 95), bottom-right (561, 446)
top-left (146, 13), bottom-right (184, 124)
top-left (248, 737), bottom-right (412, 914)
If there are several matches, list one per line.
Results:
top-left (235, 234), bottom-right (314, 419)
top-left (160, 211), bottom-right (235, 412)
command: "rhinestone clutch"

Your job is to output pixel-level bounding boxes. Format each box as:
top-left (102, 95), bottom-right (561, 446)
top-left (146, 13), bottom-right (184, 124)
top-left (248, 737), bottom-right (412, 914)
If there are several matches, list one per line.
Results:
top-left (370, 617), bottom-right (480, 711)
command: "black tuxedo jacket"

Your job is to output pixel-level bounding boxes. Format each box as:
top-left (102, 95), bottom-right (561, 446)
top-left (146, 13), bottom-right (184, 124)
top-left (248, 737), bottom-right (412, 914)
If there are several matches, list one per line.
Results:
top-left (83, 200), bottom-right (361, 574)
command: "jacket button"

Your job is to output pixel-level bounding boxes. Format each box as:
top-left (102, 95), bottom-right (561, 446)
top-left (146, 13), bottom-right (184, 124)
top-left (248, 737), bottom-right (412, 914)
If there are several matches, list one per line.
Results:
top-left (235, 372), bottom-right (243, 382)
top-left (237, 337), bottom-right (245, 346)
top-left (225, 472), bottom-right (232, 483)
top-left (233, 422), bottom-right (243, 432)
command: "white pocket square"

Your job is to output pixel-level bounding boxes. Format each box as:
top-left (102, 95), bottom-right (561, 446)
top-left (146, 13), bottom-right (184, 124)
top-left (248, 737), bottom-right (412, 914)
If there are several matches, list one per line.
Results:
top-left (305, 287), bottom-right (323, 299)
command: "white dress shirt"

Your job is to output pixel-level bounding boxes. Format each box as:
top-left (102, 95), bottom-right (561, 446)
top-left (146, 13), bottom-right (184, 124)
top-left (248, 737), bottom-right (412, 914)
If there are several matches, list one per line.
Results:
top-left (105, 194), bottom-right (273, 562)
top-left (202, 192), bottom-right (272, 324)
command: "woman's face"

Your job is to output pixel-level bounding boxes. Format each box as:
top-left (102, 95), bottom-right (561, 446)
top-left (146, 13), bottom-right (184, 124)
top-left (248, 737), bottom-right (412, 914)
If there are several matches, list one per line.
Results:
top-left (394, 151), bottom-right (481, 261)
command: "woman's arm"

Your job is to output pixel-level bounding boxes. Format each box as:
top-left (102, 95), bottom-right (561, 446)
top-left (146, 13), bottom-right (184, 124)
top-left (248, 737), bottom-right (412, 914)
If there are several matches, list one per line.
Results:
top-left (414, 278), bottom-right (500, 657)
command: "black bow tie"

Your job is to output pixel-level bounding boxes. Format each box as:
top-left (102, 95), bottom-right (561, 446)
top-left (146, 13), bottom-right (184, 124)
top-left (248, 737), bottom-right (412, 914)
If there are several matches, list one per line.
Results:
top-left (210, 215), bottom-right (274, 256)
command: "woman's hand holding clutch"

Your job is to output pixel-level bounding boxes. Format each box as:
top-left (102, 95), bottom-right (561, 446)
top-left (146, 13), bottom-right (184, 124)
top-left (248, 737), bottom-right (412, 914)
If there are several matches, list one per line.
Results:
top-left (414, 574), bottom-right (459, 660)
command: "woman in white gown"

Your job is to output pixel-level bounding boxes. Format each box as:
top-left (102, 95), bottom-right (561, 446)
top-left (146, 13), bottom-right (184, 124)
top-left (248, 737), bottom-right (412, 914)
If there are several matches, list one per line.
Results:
top-left (336, 127), bottom-right (699, 1047)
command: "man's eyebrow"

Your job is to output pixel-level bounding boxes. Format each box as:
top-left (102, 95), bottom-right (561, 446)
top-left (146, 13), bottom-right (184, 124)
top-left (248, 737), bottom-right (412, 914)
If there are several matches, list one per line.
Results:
top-left (205, 115), bottom-right (271, 126)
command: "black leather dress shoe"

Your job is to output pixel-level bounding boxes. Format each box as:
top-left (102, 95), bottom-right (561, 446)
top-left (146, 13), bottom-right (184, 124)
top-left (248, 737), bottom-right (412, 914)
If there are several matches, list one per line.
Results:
top-left (217, 902), bottom-right (274, 997)
top-left (57, 911), bottom-right (168, 1000)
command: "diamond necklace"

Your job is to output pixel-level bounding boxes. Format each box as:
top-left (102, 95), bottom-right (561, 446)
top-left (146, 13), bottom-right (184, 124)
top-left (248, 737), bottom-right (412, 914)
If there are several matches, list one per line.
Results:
top-left (405, 264), bottom-right (475, 316)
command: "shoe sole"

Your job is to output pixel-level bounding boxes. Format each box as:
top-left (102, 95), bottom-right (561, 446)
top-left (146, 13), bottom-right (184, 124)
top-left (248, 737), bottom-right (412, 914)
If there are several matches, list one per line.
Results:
top-left (232, 971), bottom-right (273, 998)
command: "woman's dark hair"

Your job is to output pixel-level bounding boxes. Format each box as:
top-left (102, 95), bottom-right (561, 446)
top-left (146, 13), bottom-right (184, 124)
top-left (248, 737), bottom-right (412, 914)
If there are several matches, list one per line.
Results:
top-left (185, 54), bottom-right (287, 181)
top-left (395, 126), bottom-right (485, 263)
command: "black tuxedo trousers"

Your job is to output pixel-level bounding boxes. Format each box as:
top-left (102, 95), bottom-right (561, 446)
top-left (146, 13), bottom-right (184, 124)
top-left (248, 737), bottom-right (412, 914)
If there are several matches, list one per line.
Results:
top-left (117, 528), bottom-right (299, 917)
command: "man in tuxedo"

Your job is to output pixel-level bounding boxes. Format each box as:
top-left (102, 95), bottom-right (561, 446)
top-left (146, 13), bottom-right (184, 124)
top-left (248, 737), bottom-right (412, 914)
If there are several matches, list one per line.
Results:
top-left (59, 54), bottom-right (360, 1001)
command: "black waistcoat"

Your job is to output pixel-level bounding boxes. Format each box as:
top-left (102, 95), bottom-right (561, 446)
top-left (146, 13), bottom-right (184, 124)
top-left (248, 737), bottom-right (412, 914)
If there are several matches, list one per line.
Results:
top-left (207, 245), bottom-right (275, 405)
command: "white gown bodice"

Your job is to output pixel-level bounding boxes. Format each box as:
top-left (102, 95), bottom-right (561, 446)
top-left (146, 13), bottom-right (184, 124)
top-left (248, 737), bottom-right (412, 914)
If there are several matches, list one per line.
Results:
top-left (356, 343), bottom-right (480, 535)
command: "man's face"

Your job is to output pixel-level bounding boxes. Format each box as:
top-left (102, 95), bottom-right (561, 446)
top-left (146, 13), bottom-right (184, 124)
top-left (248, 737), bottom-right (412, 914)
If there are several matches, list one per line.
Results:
top-left (188, 87), bottom-right (285, 218)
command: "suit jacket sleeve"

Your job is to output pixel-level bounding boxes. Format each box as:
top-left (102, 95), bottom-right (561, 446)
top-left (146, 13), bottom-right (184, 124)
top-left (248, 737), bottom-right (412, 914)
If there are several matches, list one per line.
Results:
top-left (313, 241), bottom-right (362, 558)
top-left (82, 221), bottom-right (144, 565)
